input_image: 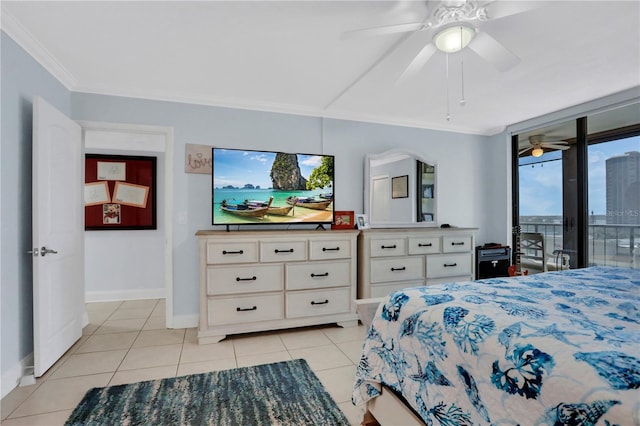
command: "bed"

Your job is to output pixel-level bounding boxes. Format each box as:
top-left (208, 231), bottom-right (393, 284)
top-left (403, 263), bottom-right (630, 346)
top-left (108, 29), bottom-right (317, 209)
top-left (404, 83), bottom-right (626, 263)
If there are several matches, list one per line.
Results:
top-left (353, 266), bottom-right (640, 425)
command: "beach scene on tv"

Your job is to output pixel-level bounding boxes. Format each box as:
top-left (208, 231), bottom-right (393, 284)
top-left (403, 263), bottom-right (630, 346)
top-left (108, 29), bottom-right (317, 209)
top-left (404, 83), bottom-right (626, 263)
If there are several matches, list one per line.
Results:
top-left (212, 149), bottom-right (334, 224)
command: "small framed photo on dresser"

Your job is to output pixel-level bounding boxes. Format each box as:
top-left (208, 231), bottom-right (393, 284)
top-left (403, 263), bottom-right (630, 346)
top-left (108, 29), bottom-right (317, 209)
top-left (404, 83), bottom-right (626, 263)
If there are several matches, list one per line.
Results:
top-left (355, 214), bottom-right (369, 229)
top-left (332, 211), bottom-right (355, 229)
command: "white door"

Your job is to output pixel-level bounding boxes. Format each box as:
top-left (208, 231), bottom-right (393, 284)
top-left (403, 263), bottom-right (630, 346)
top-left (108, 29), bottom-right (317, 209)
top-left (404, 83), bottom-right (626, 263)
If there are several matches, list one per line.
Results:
top-left (371, 176), bottom-right (390, 223)
top-left (32, 97), bottom-right (84, 377)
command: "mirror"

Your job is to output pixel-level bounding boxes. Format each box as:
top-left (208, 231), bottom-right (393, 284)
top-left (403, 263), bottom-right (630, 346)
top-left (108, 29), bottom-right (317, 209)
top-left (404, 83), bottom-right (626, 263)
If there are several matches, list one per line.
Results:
top-left (364, 149), bottom-right (437, 228)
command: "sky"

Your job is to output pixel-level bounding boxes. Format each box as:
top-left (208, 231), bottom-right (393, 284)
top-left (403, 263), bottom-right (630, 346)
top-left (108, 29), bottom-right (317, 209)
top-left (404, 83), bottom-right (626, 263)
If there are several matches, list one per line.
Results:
top-left (213, 149), bottom-right (327, 189)
top-left (519, 135), bottom-right (640, 216)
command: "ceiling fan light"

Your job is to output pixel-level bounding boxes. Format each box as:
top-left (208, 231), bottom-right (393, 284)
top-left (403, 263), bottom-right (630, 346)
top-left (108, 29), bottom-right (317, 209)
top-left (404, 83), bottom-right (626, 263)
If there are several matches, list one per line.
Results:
top-left (433, 25), bottom-right (475, 53)
top-left (531, 147), bottom-right (544, 157)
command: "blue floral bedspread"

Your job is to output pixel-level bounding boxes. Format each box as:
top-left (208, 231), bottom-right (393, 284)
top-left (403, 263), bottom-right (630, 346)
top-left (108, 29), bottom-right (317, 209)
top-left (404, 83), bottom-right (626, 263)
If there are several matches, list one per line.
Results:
top-left (353, 267), bottom-right (640, 425)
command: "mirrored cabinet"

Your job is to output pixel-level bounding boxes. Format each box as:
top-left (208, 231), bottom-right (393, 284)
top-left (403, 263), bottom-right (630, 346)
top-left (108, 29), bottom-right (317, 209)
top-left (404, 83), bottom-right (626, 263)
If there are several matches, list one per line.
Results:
top-left (364, 150), bottom-right (437, 227)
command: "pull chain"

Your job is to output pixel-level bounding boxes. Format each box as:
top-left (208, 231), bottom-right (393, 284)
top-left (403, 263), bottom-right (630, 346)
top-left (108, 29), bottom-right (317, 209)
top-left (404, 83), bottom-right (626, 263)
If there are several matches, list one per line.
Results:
top-left (445, 53), bottom-right (451, 121)
top-left (459, 26), bottom-right (466, 107)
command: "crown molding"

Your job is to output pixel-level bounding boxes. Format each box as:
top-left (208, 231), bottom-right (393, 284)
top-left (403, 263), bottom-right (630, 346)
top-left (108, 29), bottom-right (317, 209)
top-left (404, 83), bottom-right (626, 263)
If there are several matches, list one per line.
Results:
top-left (1, 7), bottom-right (78, 89)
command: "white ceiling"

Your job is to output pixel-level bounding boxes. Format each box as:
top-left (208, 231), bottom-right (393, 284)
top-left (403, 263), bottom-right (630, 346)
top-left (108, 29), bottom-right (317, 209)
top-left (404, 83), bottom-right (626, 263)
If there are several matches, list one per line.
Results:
top-left (2, 1), bottom-right (639, 135)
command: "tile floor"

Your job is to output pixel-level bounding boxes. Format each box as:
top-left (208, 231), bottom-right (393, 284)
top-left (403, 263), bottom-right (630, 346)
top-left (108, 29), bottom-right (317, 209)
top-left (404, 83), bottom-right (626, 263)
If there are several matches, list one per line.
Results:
top-left (1, 299), bottom-right (369, 425)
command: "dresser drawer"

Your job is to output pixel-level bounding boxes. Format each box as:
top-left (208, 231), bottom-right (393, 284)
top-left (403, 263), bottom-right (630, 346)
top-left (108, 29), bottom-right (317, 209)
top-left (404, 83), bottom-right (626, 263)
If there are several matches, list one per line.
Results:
top-left (370, 256), bottom-right (424, 283)
top-left (370, 238), bottom-right (407, 257)
top-left (442, 235), bottom-right (473, 253)
top-left (260, 240), bottom-right (307, 262)
top-left (408, 236), bottom-right (441, 255)
top-left (426, 253), bottom-right (472, 278)
top-left (208, 293), bottom-right (283, 325)
top-left (286, 287), bottom-right (350, 318)
top-left (286, 260), bottom-right (351, 290)
top-left (206, 264), bottom-right (283, 295)
top-left (309, 238), bottom-right (351, 260)
top-left (206, 241), bottom-right (259, 264)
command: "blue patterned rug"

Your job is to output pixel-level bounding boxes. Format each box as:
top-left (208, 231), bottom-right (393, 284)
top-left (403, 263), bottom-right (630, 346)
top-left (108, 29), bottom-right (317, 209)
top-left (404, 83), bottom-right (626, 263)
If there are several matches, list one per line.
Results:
top-left (66, 359), bottom-right (349, 425)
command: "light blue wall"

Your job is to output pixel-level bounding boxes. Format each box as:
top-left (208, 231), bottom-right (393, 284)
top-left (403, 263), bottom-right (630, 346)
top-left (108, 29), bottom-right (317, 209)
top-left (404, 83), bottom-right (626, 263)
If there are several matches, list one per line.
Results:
top-left (2, 29), bottom-right (508, 392)
top-left (1, 31), bottom-right (72, 386)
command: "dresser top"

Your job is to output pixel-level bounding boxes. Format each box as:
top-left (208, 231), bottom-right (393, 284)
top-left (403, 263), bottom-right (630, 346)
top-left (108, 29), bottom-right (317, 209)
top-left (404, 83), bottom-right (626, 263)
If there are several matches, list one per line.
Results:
top-left (358, 227), bottom-right (477, 234)
top-left (196, 229), bottom-right (359, 237)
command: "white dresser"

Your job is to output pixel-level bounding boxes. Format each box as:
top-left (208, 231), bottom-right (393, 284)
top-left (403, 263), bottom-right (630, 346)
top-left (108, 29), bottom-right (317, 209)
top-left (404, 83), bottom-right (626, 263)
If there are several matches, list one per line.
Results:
top-left (196, 230), bottom-right (359, 343)
top-left (358, 227), bottom-right (477, 299)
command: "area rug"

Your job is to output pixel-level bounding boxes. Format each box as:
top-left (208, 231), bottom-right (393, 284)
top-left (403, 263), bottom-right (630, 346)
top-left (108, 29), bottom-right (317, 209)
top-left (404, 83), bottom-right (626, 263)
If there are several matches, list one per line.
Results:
top-left (65, 359), bottom-right (350, 425)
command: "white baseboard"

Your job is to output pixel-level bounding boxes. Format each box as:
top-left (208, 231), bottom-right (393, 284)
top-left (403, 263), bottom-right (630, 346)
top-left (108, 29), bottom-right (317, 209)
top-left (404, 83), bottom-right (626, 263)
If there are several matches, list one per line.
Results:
top-left (171, 314), bottom-right (199, 329)
top-left (2, 353), bottom-right (34, 400)
top-left (85, 288), bottom-right (165, 303)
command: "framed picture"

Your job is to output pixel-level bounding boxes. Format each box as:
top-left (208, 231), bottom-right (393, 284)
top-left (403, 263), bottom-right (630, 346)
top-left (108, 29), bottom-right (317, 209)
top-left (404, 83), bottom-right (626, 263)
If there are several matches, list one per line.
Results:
top-left (85, 154), bottom-right (157, 230)
top-left (392, 175), bottom-right (409, 199)
top-left (332, 211), bottom-right (355, 230)
top-left (355, 214), bottom-right (370, 229)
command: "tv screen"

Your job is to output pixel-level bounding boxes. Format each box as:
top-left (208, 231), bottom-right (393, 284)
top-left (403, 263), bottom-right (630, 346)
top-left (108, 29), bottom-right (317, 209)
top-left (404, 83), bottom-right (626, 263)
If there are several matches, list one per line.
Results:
top-left (212, 148), bottom-right (334, 226)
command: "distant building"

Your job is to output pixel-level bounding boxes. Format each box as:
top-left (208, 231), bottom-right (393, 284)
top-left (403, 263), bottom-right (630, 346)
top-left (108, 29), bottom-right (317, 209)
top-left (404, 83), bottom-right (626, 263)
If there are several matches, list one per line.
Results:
top-left (606, 151), bottom-right (639, 224)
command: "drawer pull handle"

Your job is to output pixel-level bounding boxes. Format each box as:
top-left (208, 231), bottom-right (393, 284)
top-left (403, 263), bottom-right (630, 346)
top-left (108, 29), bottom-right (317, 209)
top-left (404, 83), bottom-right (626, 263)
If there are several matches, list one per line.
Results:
top-left (222, 250), bottom-right (244, 255)
top-left (322, 247), bottom-right (340, 252)
top-left (236, 276), bottom-right (257, 282)
top-left (311, 272), bottom-right (329, 278)
top-left (381, 245), bottom-right (397, 249)
top-left (391, 267), bottom-right (406, 272)
top-left (418, 243), bottom-right (432, 247)
top-left (444, 263), bottom-right (458, 267)
top-left (236, 306), bottom-right (257, 312)
top-left (311, 300), bottom-right (329, 305)
top-left (274, 248), bottom-right (294, 253)
top-left (451, 242), bottom-right (465, 246)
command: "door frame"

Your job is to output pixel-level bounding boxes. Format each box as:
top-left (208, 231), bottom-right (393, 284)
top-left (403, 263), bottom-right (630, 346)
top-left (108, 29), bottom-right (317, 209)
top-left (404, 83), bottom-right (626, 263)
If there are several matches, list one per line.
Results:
top-left (79, 121), bottom-right (175, 327)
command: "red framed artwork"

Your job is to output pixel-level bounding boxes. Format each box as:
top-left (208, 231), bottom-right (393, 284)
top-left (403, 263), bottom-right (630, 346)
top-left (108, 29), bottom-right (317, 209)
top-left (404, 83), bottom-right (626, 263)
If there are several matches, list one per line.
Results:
top-left (332, 211), bottom-right (355, 230)
top-left (84, 154), bottom-right (157, 230)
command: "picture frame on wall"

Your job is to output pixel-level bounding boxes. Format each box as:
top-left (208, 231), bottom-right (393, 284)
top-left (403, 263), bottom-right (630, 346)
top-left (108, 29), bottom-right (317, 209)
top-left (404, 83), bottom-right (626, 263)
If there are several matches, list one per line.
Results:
top-left (392, 175), bottom-right (409, 199)
top-left (355, 214), bottom-right (369, 229)
top-left (332, 211), bottom-right (355, 230)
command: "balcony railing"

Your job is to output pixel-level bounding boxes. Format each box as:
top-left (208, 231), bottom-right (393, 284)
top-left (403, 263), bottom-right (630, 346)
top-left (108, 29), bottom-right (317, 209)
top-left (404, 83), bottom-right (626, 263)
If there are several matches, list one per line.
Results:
top-left (519, 222), bottom-right (639, 269)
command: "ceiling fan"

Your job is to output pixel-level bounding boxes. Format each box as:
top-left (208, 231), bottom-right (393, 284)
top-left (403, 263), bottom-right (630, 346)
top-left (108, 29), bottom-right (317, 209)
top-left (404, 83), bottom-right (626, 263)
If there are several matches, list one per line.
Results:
top-left (344, 1), bottom-right (542, 81)
top-left (519, 134), bottom-right (570, 158)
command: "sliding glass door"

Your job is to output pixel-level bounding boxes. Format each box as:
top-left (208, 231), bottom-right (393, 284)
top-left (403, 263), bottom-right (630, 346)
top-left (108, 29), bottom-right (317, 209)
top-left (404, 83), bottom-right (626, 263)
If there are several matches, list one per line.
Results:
top-left (513, 103), bottom-right (640, 272)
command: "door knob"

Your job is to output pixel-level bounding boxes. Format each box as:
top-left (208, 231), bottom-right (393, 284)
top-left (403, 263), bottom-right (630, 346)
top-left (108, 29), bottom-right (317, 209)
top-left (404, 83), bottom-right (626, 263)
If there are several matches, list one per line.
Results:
top-left (40, 246), bottom-right (58, 256)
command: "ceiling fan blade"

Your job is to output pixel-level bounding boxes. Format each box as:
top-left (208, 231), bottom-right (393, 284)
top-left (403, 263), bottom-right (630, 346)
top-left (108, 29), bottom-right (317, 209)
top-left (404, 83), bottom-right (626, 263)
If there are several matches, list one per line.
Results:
top-left (341, 22), bottom-right (427, 40)
top-left (482, 1), bottom-right (543, 20)
top-left (543, 143), bottom-right (570, 150)
top-left (397, 43), bottom-right (437, 83)
top-left (468, 31), bottom-right (520, 72)
top-left (519, 147), bottom-right (532, 155)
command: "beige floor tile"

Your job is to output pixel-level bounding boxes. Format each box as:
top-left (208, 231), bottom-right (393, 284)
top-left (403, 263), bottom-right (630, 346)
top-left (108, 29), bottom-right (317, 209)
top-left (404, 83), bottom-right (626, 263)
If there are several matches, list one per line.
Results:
top-left (108, 365), bottom-right (177, 386)
top-left (288, 345), bottom-right (354, 371)
top-left (177, 358), bottom-right (238, 377)
top-left (108, 307), bottom-right (154, 320)
top-left (119, 344), bottom-right (182, 371)
top-left (81, 323), bottom-right (100, 336)
top-left (1, 409), bottom-right (73, 426)
top-left (120, 299), bottom-right (158, 310)
top-left (48, 350), bottom-right (128, 379)
top-left (338, 401), bottom-right (366, 426)
top-left (9, 374), bottom-right (111, 418)
top-left (236, 351), bottom-right (292, 368)
top-left (133, 329), bottom-right (185, 348)
top-left (86, 310), bottom-right (112, 325)
top-left (232, 334), bottom-right (286, 357)
top-left (75, 332), bottom-right (138, 353)
top-left (1, 382), bottom-right (41, 420)
top-left (279, 328), bottom-right (334, 350)
top-left (314, 365), bottom-right (357, 404)
top-left (85, 301), bottom-right (122, 312)
top-left (323, 324), bottom-right (367, 343)
top-left (142, 316), bottom-right (167, 330)
top-left (184, 327), bottom-right (198, 343)
top-left (95, 318), bottom-right (146, 334)
top-left (180, 340), bottom-right (235, 364)
top-left (337, 341), bottom-right (366, 365)
top-left (150, 300), bottom-right (166, 317)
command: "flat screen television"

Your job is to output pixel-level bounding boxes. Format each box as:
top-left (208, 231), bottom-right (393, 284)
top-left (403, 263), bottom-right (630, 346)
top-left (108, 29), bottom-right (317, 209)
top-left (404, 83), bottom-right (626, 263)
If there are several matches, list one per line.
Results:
top-left (212, 148), bottom-right (334, 226)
